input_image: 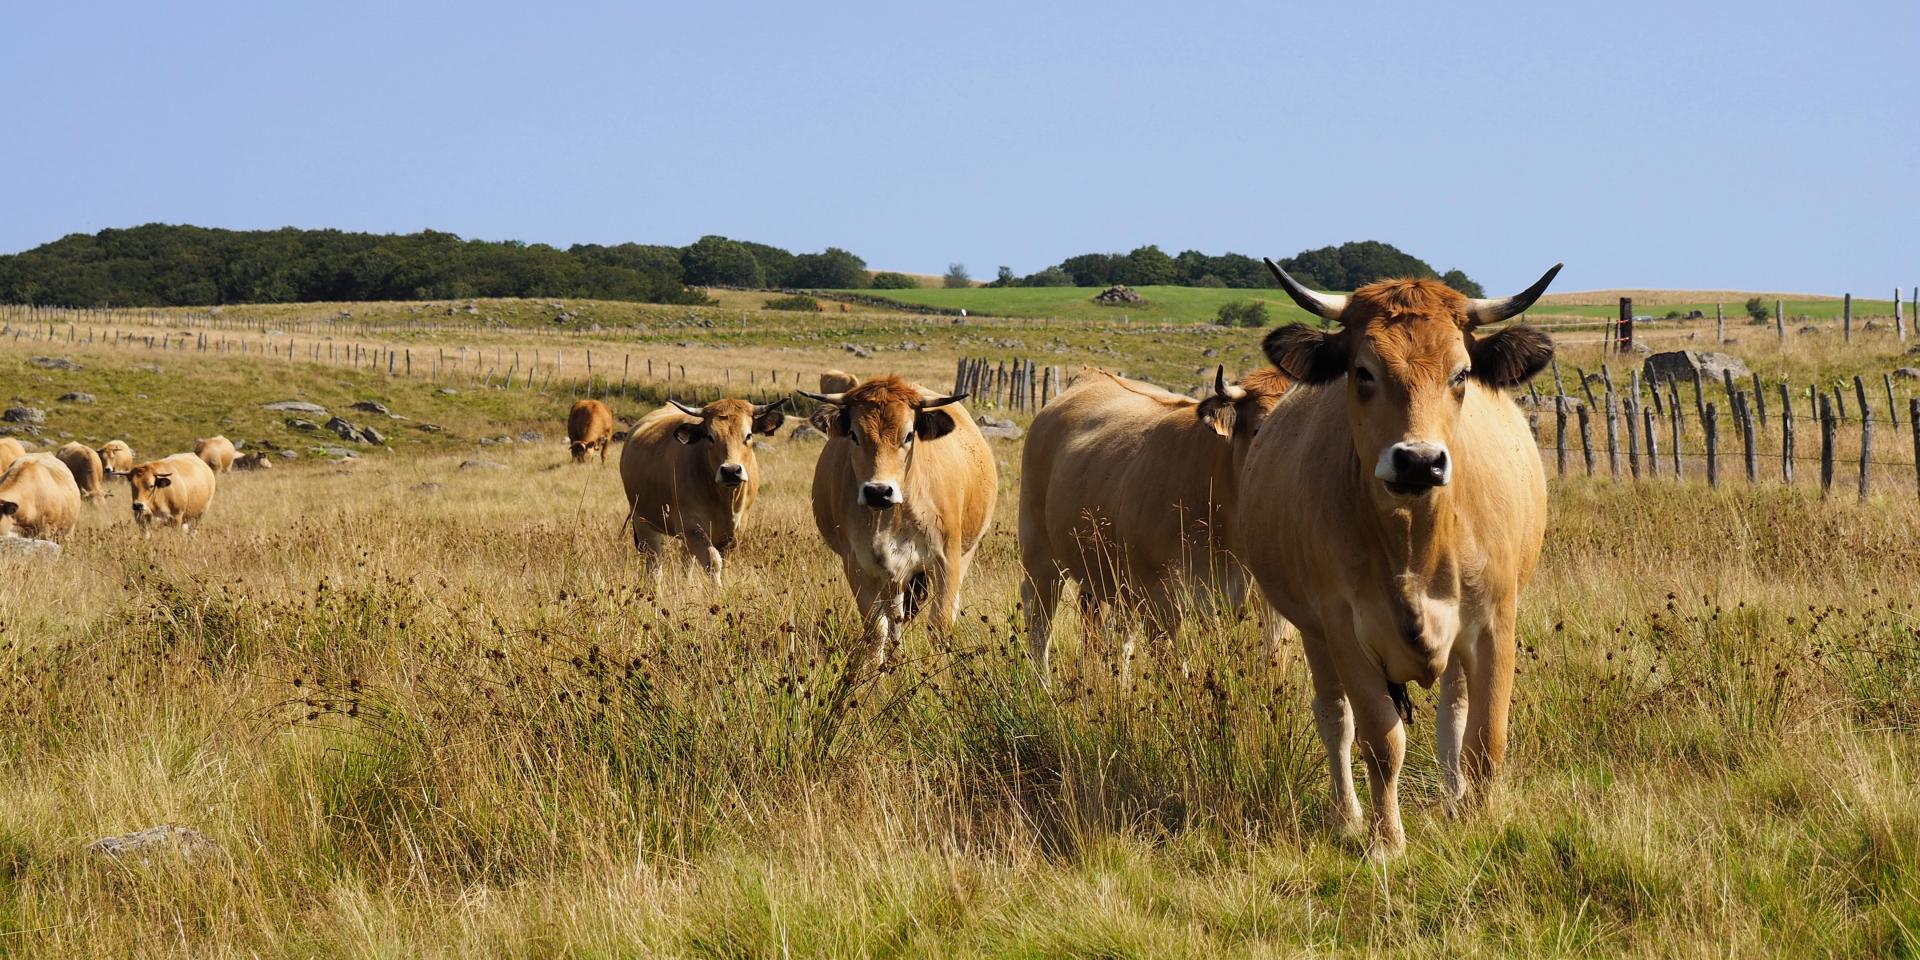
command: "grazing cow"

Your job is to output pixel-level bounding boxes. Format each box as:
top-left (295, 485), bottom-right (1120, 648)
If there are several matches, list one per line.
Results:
top-left (98, 440), bottom-right (134, 476)
top-left (1236, 259), bottom-right (1561, 857)
top-left (194, 436), bottom-right (237, 473)
top-left (0, 454), bottom-right (81, 540)
top-left (127, 453), bottom-right (218, 534)
top-left (0, 437), bottom-right (25, 475)
top-left (802, 376), bottom-right (996, 668)
top-left (568, 399), bottom-right (616, 464)
top-left (55, 442), bottom-right (107, 503)
top-left (619, 397), bottom-right (787, 586)
top-left (235, 451), bottom-right (275, 470)
top-left (1019, 366), bottom-right (1291, 676)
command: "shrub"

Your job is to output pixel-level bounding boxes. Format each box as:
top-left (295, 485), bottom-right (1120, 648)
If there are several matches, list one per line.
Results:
top-left (869, 272), bottom-right (919, 290)
top-left (1020, 266), bottom-right (1074, 287)
top-left (943, 263), bottom-right (971, 288)
top-left (1745, 297), bottom-right (1771, 324)
top-left (1216, 300), bottom-right (1271, 328)
top-left (764, 294), bottom-right (819, 312)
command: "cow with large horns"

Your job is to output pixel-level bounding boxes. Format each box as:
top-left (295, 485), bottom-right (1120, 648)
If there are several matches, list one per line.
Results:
top-left (619, 396), bottom-right (788, 587)
top-left (802, 376), bottom-right (996, 670)
top-left (1236, 258), bottom-right (1561, 857)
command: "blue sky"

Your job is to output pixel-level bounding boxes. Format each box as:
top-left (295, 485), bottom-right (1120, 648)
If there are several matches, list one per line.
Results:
top-left (2, 0), bottom-right (1913, 294)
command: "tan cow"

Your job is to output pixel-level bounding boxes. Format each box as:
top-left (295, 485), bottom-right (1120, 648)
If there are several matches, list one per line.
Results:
top-left (127, 453), bottom-right (218, 534)
top-left (98, 440), bottom-right (134, 476)
top-left (1237, 260), bottom-right (1561, 857)
top-left (803, 376), bottom-right (996, 669)
top-left (1019, 366), bottom-right (1290, 677)
top-left (619, 397), bottom-right (787, 586)
top-left (0, 454), bottom-right (81, 540)
top-left (0, 437), bottom-right (25, 476)
top-left (194, 436), bottom-right (237, 473)
top-left (55, 442), bottom-right (107, 503)
top-left (567, 399), bottom-right (616, 464)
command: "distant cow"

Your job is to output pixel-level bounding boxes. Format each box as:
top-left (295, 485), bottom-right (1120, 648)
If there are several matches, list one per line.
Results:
top-left (1238, 259), bottom-right (1562, 856)
top-left (0, 437), bottom-right (25, 476)
top-left (194, 436), bottom-right (237, 473)
top-left (567, 399), bottom-right (616, 464)
top-left (235, 451), bottom-right (275, 471)
top-left (802, 376), bottom-right (996, 669)
top-left (55, 442), bottom-right (107, 503)
top-left (620, 397), bottom-right (788, 586)
top-left (0, 454), bottom-right (81, 541)
top-left (127, 453), bottom-right (218, 534)
top-left (1019, 366), bottom-right (1291, 676)
top-left (98, 440), bottom-right (134, 476)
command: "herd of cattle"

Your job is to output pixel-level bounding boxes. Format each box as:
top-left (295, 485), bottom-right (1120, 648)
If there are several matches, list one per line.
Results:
top-left (0, 431), bottom-right (276, 541)
top-left (562, 261), bottom-right (1567, 855)
top-left (0, 262), bottom-right (1563, 856)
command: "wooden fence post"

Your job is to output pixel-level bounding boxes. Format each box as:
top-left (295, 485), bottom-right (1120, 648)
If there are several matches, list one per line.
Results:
top-left (1860, 401), bottom-right (1873, 500)
top-left (1775, 299), bottom-right (1785, 341)
top-left (1780, 383), bottom-right (1794, 485)
top-left (1843, 293), bottom-right (1852, 343)
top-left (1898, 287), bottom-right (1907, 343)
top-left (1911, 399), bottom-right (1920, 498)
top-left (1704, 402), bottom-right (1719, 487)
top-left (1555, 400), bottom-right (1568, 476)
top-left (1626, 398), bottom-right (1641, 479)
top-left (1715, 303), bottom-right (1724, 343)
top-left (1578, 405), bottom-right (1594, 476)
top-left (1604, 384), bottom-right (1619, 478)
top-left (1885, 374), bottom-right (1899, 428)
top-left (1670, 390), bottom-right (1683, 478)
top-left (1739, 393), bottom-right (1757, 483)
top-left (1692, 368), bottom-right (1706, 422)
top-left (1820, 396), bottom-right (1836, 497)
top-left (1751, 372), bottom-right (1766, 426)
top-left (1643, 405), bottom-right (1659, 477)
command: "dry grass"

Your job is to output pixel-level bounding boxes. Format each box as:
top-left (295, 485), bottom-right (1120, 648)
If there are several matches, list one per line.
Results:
top-left (1541, 290), bottom-right (1844, 306)
top-left (1, 309), bottom-right (1917, 956)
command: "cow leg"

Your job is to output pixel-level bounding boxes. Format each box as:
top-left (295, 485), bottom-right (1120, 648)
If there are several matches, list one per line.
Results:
top-left (1463, 599), bottom-right (1518, 794)
top-left (1021, 568), bottom-right (1061, 679)
top-left (930, 550), bottom-right (973, 640)
top-left (1436, 650), bottom-right (1470, 810)
top-left (849, 572), bottom-right (895, 672)
top-left (1261, 605), bottom-right (1297, 669)
top-left (1142, 575), bottom-right (1186, 678)
top-left (632, 525), bottom-right (669, 590)
top-left (1336, 648), bottom-right (1409, 858)
top-left (1301, 630), bottom-right (1363, 837)
top-left (683, 529), bottom-right (723, 589)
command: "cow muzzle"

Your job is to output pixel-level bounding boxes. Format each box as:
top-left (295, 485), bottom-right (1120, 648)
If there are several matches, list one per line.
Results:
top-left (716, 462), bottom-right (747, 487)
top-left (1375, 441), bottom-right (1451, 495)
top-left (859, 481), bottom-right (901, 509)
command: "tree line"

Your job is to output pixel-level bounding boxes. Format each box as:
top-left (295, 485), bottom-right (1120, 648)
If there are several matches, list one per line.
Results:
top-left (983, 240), bottom-right (1483, 296)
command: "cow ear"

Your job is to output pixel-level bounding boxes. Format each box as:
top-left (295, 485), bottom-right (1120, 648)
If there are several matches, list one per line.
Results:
top-left (0, 500), bottom-right (16, 516)
top-left (833, 406), bottom-right (852, 436)
top-left (1470, 325), bottom-right (1554, 388)
top-left (1195, 396), bottom-right (1237, 438)
top-left (1262, 323), bottom-right (1347, 384)
top-left (672, 424), bottom-right (700, 445)
top-left (915, 409), bottom-right (958, 441)
top-left (752, 410), bottom-right (787, 436)
top-left (153, 475), bottom-right (172, 488)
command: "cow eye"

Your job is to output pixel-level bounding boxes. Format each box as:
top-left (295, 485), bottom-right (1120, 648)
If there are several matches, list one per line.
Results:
top-left (1451, 369), bottom-right (1470, 387)
top-left (902, 430), bottom-right (915, 445)
top-left (1353, 367), bottom-right (1375, 384)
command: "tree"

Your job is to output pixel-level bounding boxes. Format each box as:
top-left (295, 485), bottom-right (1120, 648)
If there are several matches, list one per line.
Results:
top-left (1217, 300), bottom-right (1271, 328)
top-left (943, 263), bottom-right (971, 288)
top-left (1058, 253), bottom-right (1117, 287)
top-left (869, 271), bottom-right (919, 289)
top-left (989, 266), bottom-right (1017, 288)
top-left (1118, 245), bottom-right (1176, 286)
top-left (1441, 269), bottom-right (1485, 298)
top-left (1745, 297), bottom-right (1770, 324)
top-left (1020, 265), bottom-right (1074, 287)
top-left (788, 247), bottom-right (868, 289)
top-left (680, 236), bottom-right (765, 288)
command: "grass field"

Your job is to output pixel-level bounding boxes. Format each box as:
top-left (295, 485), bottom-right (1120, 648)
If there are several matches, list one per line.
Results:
top-left (2, 301), bottom-right (1919, 956)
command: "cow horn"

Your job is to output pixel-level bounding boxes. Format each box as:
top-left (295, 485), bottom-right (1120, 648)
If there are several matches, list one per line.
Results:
top-left (667, 399), bottom-right (704, 416)
top-left (752, 397), bottom-right (789, 416)
top-left (1213, 365), bottom-right (1246, 401)
top-left (797, 390), bottom-right (844, 404)
top-left (917, 393), bottom-right (967, 409)
top-left (1466, 263), bottom-right (1564, 328)
top-left (1264, 257), bottom-right (1347, 322)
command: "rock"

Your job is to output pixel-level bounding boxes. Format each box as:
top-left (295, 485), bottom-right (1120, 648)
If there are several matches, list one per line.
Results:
top-left (321, 446), bottom-right (359, 459)
top-left (1908, 345), bottom-right (1920, 356)
top-left (1582, 373), bottom-right (1606, 388)
top-left (459, 459), bottom-right (509, 471)
top-left (350, 400), bottom-right (391, 415)
top-left (1630, 341), bottom-right (1652, 355)
top-left (411, 482), bottom-right (445, 493)
top-left (842, 343), bottom-right (872, 359)
top-left (86, 825), bottom-right (218, 863)
top-left (279, 450), bottom-right (299, 459)
top-left (263, 400), bottom-right (328, 414)
top-left (285, 418), bottom-right (319, 432)
top-left (414, 423), bottom-right (443, 433)
top-left (3, 407), bottom-right (45, 424)
top-left (1091, 285), bottom-right (1145, 305)
top-left (1894, 368), bottom-right (1920, 380)
top-left (58, 392), bottom-right (95, 404)
top-left (436, 387), bottom-right (459, 396)
top-left (1799, 325), bottom-right (1821, 335)
top-left (359, 425), bottom-right (387, 445)
top-left (518, 431), bottom-right (544, 444)
top-left (788, 424), bottom-right (826, 442)
top-left (979, 424), bottom-right (1024, 440)
top-left (0, 538), bottom-right (61, 560)
top-left (325, 417), bottom-right (367, 443)
top-left (29, 356), bottom-right (81, 370)
top-left (1201, 348), bottom-right (1217, 358)
top-left (1864, 320), bottom-right (1886, 332)
top-left (1641, 351), bottom-right (1750, 387)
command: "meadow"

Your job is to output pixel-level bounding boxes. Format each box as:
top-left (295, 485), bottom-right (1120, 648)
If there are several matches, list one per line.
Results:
top-left (1, 296), bottom-right (1918, 957)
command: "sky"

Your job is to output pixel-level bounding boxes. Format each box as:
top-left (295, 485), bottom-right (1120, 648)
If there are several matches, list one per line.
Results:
top-left (1, 0), bottom-right (1913, 295)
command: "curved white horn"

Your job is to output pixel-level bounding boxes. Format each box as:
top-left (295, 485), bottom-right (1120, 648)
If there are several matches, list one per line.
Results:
top-left (1263, 257), bottom-right (1348, 322)
top-left (1213, 365), bottom-right (1246, 401)
top-left (1466, 263), bottom-right (1564, 327)
top-left (797, 390), bottom-right (844, 404)
top-left (667, 399), bottom-right (704, 416)
top-left (917, 393), bottom-right (967, 409)
top-left (752, 397), bottom-right (790, 416)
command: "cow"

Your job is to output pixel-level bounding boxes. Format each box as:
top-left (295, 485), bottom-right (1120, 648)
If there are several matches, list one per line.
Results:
top-left (810, 370), bottom-right (861, 433)
top-left (1019, 365), bottom-right (1291, 678)
top-left (0, 437), bottom-right (25, 476)
top-left (194, 436), bottom-right (237, 473)
top-left (1235, 259), bottom-right (1561, 857)
top-left (802, 376), bottom-right (996, 669)
top-left (619, 397), bottom-right (787, 586)
top-left (235, 451), bottom-right (276, 470)
top-left (54, 442), bottom-right (107, 503)
top-left (98, 440), bottom-right (134, 476)
top-left (0, 454), bottom-right (81, 541)
top-left (127, 452), bottom-right (218, 534)
top-left (567, 398), bottom-right (616, 464)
